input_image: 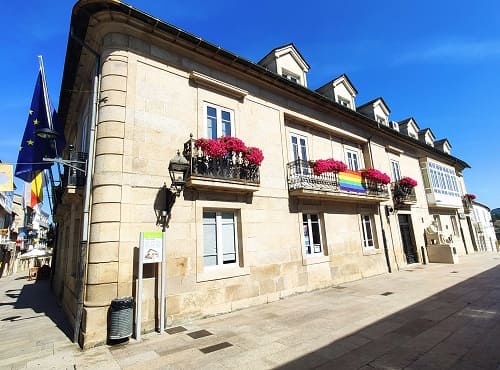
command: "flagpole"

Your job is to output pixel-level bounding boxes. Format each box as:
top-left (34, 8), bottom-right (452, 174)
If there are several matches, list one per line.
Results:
top-left (43, 170), bottom-right (53, 217)
top-left (38, 55), bottom-right (53, 130)
top-left (38, 55), bottom-right (63, 183)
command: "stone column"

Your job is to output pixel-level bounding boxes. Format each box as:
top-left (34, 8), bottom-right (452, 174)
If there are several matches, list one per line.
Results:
top-left (82, 49), bottom-right (128, 347)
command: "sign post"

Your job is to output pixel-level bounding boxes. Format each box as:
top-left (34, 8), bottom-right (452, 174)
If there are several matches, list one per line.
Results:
top-left (135, 231), bottom-right (165, 341)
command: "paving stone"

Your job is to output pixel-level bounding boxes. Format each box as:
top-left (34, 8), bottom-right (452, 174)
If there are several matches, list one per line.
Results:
top-left (1, 253), bottom-right (500, 369)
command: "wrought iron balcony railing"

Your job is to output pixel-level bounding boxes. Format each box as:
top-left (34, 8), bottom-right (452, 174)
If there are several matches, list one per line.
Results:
top-left (392, 182), bottom-right (417, 206)
top-left (286, 160), bottom-right (390, 200)
top-left (183, 138), bottom-right (260, 191)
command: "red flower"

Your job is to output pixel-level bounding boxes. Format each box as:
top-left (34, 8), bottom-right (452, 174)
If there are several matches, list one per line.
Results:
top-left (464, 193), bottom-right (476, 200)
top-left (363, 168), bottom-right (391, 185)
top-left (245, 147), bottom-right (264, 166)
top-left (399, 176), bottom-right (417, 188)
top-left (217, 136), bottom-right (247, 153)
top-left (312, 159), bottom-right (347, 176)
top-left (195, 136), bottom-right (263, 165)
top-left (194, 138), bottom-right (227, 158)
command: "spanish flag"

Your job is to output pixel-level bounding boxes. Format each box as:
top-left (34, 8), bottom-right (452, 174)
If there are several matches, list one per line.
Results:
top-left (24, 172), bottom-right (43, 208)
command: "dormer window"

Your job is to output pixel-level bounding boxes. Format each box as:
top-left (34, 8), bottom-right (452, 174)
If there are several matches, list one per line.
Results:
top-left (282, 69), bottom-right (301, 84)
top-left (376, 115), bottom-right (387, 125)
top-left (316, 74), bottom-right (357, 110)
top-left (259, 44), bottom-right (310, 87)
top-left (337, 96), bottom-right (351, 108)
top-left (389, 121), bottom-right (399, 131)
top-left (357, 97), bottom-right (390, 125)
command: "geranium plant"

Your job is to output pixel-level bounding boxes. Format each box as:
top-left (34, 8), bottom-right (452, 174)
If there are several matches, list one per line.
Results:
top-left (362, 168), bottom-right (391, 185)
top-left (399, 176), bottom-right (418, 188)
top-left (217, 136), bottom-right (247, 153)
top-left (310, 158), bottom-right (348, 176)
top-left (464, 193), bottom-right (476, 200)
top-left (244, 147), bottom-right (264, 166)
top-left (194, 138), bottom-right (227, 158)
top-left (194, 136), bottom-right (264, 165)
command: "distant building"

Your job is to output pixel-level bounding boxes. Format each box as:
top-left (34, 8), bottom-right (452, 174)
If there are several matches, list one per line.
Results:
top-left (471, 201), bottom-right (497, 252)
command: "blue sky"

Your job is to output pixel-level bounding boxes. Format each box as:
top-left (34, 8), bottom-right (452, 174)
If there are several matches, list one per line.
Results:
top-left (1, 1), bottom-right (499, 210)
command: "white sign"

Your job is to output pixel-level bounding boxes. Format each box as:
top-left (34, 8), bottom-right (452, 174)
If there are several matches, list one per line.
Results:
top-left (141, 231), bottom-right (163, 264)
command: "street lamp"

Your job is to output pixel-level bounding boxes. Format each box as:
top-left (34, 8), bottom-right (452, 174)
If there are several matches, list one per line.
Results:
top-left (168, 150), bottom-right (189, 195)
top-left (35, 127), bottom-right (59, 140)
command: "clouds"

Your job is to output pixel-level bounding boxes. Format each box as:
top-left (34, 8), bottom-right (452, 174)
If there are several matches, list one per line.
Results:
top-left (394, 39), bottom-right (500, 65)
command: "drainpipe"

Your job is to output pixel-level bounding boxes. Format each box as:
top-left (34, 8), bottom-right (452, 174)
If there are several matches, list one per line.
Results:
top-left (71, 28), bottom-right (101, 345)
top-left (367, 137), bottom-right (392, 273)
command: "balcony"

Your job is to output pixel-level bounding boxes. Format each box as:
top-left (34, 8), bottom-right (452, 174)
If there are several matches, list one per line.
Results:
top-left (51, 152), bottom-right (88, 213)
top-left (462, 195), bottom-right (474, 214)
top-left (392, 182), bottom-right (417, 207)
top-left (183, 138), bottom-right (260, 193)
top-left (286, 160), bottom-right (390, 202)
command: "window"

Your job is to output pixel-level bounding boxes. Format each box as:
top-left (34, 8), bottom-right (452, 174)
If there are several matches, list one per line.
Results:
top-left (290, 133), bottom-right (309, 175)
top-left (376, 115), bottom-right (386, 125)
top-left (346, 149), bottom-right (360, 171)
top-left (203, 211), bottom-right (238, 268)
top-left (391, 160), bottom-right (401, 182)
top-left (205, 104), bottom-right (234, 139)
top-left (360, 214), bottom-right (375, 249)
top-left (450, 216), bottom-right (459, 236)
top-left (433, 215), bottom-right (442, 231)
top-left (427, 162), bottom-right (460, 197)
top-left (389, 121), bottom-right (399, 130)
top-left (282, 69), bottom-right (300, 84)
top-left (303, 213), bottom-right (323, 255)
top-left (337, 96), bottom-right (351, 108)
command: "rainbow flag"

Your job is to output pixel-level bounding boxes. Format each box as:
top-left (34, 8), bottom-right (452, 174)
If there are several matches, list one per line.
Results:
top-left (339, 170), bottom-right (366, 193)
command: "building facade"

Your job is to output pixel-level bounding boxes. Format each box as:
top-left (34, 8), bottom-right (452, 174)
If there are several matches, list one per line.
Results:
top-left (52, 1), bottom-right (476, 348)
top-left (471, 201), bottom-right (497, 252)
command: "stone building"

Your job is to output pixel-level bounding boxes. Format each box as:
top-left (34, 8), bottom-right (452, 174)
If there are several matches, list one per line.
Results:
top-left (52, 0), bottom-right (475, 348)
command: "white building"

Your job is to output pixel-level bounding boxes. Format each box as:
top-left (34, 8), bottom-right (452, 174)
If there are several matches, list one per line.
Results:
top-left (471, 201), bottom-right (497, 252)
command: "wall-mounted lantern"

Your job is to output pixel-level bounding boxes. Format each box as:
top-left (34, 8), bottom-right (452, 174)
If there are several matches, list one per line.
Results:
top-left (168, 150), bottom-right (189, 195)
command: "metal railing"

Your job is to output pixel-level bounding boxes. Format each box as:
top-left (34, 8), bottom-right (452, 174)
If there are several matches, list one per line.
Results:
top-left (183, 138), bottom-right (260, 184)
top-left (392, 182), bottom-right (417, 205)
top-left (286, 160), bottom-right (389, 198)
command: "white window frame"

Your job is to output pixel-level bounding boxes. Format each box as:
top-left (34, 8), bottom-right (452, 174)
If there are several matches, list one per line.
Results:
top-left (427, 162), bottom-right (460, 197)
top-left (345, 148), bottom-right (361, 171)
top-left (360, 214), bottom-right (375, 249)
top-left (433, 214), bottom-right (443, 231)
top-left (376, 115), bottom-right (387, 125)
top-left (290, 133), bottom-right (309, 175)
top-left (290, 133), bottom-right (309, 161)
top-left (337, 96), bottom-right (351, 108)
top-left (282, 69), bottom-right (301, 84)
top-left (389, 121), bottom-right (399, 130)
top-left (391, 160), bottom-right (401, 182)
top-left (203, 210), bottom-right (239, 269)
top-left (450, 215), bottom-right (460, 236)
top-left (204, 102), bottom-right (235, 139)
top-left (302, 213), bottom-right (324, 255)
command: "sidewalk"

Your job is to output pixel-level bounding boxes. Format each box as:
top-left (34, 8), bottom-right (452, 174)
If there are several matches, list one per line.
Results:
top-left (1, 253), bottom-right (499, 369)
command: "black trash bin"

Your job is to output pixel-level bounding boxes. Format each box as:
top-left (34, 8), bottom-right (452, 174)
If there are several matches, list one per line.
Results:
top-left (108, 296), bottom-right (134, 340)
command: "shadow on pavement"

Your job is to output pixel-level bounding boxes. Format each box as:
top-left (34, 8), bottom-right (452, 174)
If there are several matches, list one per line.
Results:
top-left (275, 265), bottom-right (500, 370)
top-left (9, 278), bottom-right (73, 341)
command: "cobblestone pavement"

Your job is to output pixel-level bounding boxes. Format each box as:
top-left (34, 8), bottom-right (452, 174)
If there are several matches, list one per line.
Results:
top-left (1, 252), bottom-right (499, 369)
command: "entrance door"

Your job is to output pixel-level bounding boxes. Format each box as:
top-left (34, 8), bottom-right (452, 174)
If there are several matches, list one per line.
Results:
top-left (398, 214), bottom-right (419, 264)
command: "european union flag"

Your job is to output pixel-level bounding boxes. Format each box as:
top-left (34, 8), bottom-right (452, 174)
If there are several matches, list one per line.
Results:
top-left (15, 71), bottom-right (66, 182)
